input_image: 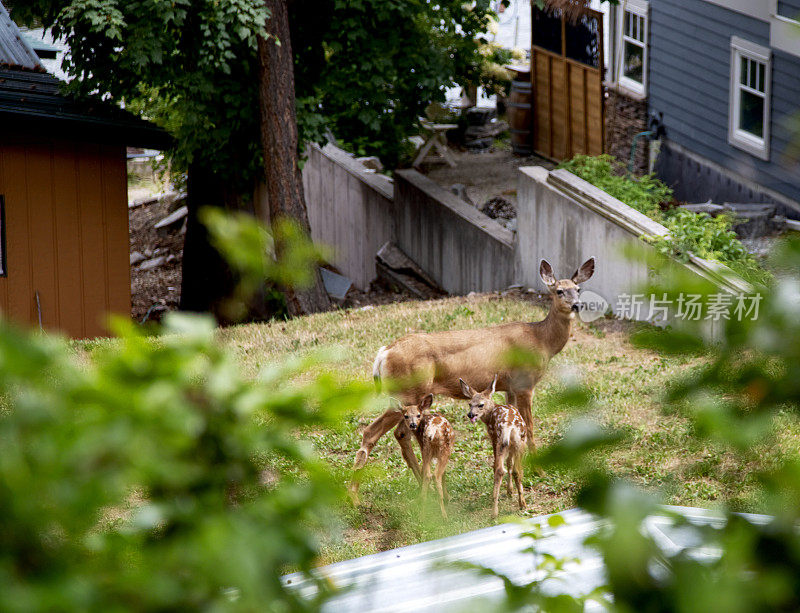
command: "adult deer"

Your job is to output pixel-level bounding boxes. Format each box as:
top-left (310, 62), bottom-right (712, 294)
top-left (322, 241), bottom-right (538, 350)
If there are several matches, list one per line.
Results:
top-left (349, 257), bottom-right (595, 501)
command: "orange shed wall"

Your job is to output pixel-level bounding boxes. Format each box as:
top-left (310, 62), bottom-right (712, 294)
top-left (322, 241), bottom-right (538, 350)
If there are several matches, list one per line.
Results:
top-left (0, 137), bottom-right (130, 339)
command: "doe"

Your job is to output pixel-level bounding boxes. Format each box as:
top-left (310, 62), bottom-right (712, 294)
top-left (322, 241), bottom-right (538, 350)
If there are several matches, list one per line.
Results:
top-left (460, 376), bottom-right (527, 519)
top-left (401, 394), bottom-right (455, 518)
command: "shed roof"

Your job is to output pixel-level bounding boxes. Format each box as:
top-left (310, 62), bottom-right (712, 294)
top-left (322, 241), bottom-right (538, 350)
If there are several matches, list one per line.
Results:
top-left (0, 68), bottom-right (171, 149)
top-left (284, 506), bottom-right (772, 612)
top-left (0, 1), bottom-right (41, 71)
top-left (0, 1), bottom-right (169, 149)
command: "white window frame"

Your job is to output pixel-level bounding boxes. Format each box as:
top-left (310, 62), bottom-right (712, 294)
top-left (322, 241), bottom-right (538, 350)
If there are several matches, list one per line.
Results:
top-left (616, 0), bottom-right (649, 97)
top-left (728, 37), bottom-right (772, 161)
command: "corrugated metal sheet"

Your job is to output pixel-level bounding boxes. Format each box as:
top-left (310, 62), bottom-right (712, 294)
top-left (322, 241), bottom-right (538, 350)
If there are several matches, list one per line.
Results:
top-left (283, 506), bottom-right (771, 612)
top-left (0, 2), bottom-right (41, 70)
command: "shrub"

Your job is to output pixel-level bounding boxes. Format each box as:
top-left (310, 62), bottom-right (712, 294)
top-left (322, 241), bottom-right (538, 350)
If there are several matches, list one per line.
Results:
top-left (560, 155), bottom-right (768, 285)
top-left (0, 212), bottom-right (372, 611)
top-left (559, 154), bottom-right (670, 220)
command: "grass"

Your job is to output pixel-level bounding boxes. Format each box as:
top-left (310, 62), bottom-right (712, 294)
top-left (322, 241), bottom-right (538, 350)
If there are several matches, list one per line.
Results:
top-left (211, 293), bottom-right (800, 565)
top-left (70, 293), bottom-right (800, 565)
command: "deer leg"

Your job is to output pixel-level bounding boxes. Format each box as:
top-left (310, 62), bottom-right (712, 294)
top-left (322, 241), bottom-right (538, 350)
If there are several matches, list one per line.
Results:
top-left (505, 455), bottom-right (514, 497)
top-left (492, 446), bottom-right (508, 520)
top-left (434, 454), bottom-right (449, 519)
top-left (511, 390), bottom-right (536, 452)
top-left (394, 421), bottom-right (423, 484)
top-left (349, 408), bottom-right (403, 503)
top-left (420, 446), bottom-right (433, 510)
top-left (514, 451), bottom-right (527, 511)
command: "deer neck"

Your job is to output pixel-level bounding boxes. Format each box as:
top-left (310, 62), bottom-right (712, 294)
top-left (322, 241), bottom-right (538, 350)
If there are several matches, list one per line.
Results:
top-left (536, 295), bottom-right (573, 358)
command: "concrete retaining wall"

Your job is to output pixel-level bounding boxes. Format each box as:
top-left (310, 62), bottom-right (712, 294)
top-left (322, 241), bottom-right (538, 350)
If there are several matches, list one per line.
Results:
top-left (516, 166), bottom-right (750, 332)
top-left (302, 144), bottom-right (394, 290)
top-left (394, 170), bottom-right (515, 295)
top-left (302, 144), bottom-right (514, 294)
top-left (303, 143), bottom-right (749, 334)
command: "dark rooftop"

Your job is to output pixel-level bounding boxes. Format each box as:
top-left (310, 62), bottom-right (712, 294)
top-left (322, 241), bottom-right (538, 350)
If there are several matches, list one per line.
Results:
top-left (0, 0), bottom-right (169, 149)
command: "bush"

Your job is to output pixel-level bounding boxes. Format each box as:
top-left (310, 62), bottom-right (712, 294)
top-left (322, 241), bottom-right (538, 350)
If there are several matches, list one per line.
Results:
top-left (559, 155), bottom-right (768, 285)
top-left (0, 211), bottom-right (372, 611)
top-left (559, 154), bottom-right (671, 219)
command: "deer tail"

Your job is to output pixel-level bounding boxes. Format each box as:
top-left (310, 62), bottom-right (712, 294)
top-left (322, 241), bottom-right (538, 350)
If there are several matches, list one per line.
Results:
top-left (501, 425), bottom-right (512, 449)
top-left (372, 346), bottom-right (389, 392)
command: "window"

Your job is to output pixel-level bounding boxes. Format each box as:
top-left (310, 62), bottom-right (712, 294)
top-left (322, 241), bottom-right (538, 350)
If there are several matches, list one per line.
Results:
top-left (728, 37), bottom-right (771, 160)
top-left (617, 0), bottom-right (648, 96)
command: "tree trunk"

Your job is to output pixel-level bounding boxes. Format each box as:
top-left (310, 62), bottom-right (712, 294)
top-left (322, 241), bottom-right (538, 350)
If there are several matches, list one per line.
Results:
top-left (180, 163), bottom-right (236, 317)
top-left (257, 0), bottom-right (331, 316)
top-left (181, 164), bottom-right (274, 323)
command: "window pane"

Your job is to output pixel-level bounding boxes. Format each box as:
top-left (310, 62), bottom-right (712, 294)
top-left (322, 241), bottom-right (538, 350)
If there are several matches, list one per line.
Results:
top-left (623, 40), bottom-right (644, 84)
top-left (625, 11), bottom-right (631, 37)
top-left (758, 63), bottom-right (765, 92)
top-left (740, 57), bottom-right (747, 85)
top-left (739, 90), bottom-right (764, 138)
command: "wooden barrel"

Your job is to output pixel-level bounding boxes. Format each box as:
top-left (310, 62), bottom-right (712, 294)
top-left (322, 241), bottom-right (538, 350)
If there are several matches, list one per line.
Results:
top-left (508, 77), bottom-right (532, 155)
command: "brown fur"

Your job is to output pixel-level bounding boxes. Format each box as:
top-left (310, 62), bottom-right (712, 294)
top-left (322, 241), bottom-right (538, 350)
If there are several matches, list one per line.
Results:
top-left (348, 258), bottom-right (595, 503)
top-left (400, 394), bottom-right (455, 518)
top-left (461, 377), bottom-right (527, 519)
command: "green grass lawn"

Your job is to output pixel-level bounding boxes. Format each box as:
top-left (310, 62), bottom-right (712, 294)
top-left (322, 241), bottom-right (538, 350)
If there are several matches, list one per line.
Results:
top-left (213, 293), bottom-right (800, 565)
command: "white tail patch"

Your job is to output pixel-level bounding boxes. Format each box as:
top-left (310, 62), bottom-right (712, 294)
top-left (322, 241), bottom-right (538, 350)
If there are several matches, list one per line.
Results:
top-left (501, 426), bottom-right (512, 448)
top-left (372, 345), bottom-right (389, 389)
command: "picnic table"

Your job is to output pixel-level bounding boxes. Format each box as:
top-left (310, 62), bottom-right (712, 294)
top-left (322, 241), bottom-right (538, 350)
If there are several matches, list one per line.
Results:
top-left (412, 119), bottom-right (458, 169)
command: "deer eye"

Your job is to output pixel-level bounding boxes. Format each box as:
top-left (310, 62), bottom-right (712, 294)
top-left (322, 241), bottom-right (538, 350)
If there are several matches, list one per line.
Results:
top-left (557, 289), bottom-right (564, 295)
top-left (479, 403), bottom-right (485, 408)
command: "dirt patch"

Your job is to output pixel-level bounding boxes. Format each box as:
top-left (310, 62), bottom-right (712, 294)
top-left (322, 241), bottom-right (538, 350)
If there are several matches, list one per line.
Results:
top-left (129, 198), bottom-right (184, 322)
top-left (421, 146), bottom-right (556, 212)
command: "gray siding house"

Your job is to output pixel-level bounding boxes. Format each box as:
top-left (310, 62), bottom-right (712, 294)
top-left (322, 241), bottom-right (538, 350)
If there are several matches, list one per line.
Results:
top-left (604, 0), bottom-right (800, 215)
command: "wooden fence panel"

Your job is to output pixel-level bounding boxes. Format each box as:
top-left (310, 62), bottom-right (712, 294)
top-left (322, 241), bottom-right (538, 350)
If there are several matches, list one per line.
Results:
top-left (532, 7), bottom-right (604, 161)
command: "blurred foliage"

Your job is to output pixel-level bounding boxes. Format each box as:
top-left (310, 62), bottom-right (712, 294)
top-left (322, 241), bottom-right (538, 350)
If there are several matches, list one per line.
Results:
top-left (474, 40), bottom-right (519, 97)
top-left (201, 208), bottom-right (329, 321)
top-left (0, 212), bottom-right (374, 610)
top-left (489, 238), bottom-right (800, 611)
top-left (560, 155), bottom-right (768, 286)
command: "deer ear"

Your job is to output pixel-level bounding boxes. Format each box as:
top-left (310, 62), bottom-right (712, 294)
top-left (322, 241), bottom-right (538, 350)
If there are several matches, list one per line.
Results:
top-left (459, 378), bottom-right (473, 398)
top-left (419, 393), bottom-right (433, 411)
top-left (539, 259), bottom-right (557, 288)
top-left (491, 374), bottom-right (498, 395)
top-left (572, 257), bottom-right (595, 284)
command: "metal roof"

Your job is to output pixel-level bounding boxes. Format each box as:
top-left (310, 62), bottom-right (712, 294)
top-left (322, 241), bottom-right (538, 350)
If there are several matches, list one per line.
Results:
top-left (0, 2), bottom-right (169, 148)
top-left (0, 68), bottom-right (171, 148)
top-left (0, 1), bottom-right (41, 71)
top-left (283, 506), bottom-right (772, 612)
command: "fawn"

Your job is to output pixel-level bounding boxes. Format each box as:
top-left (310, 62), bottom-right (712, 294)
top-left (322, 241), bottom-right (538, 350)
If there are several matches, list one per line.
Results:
top-left (460, 375), bottom-right (527, 519)
top-left (350, 258), bottom-right (596, 501)
top-left (400, 393), bottom-right (455, 518)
